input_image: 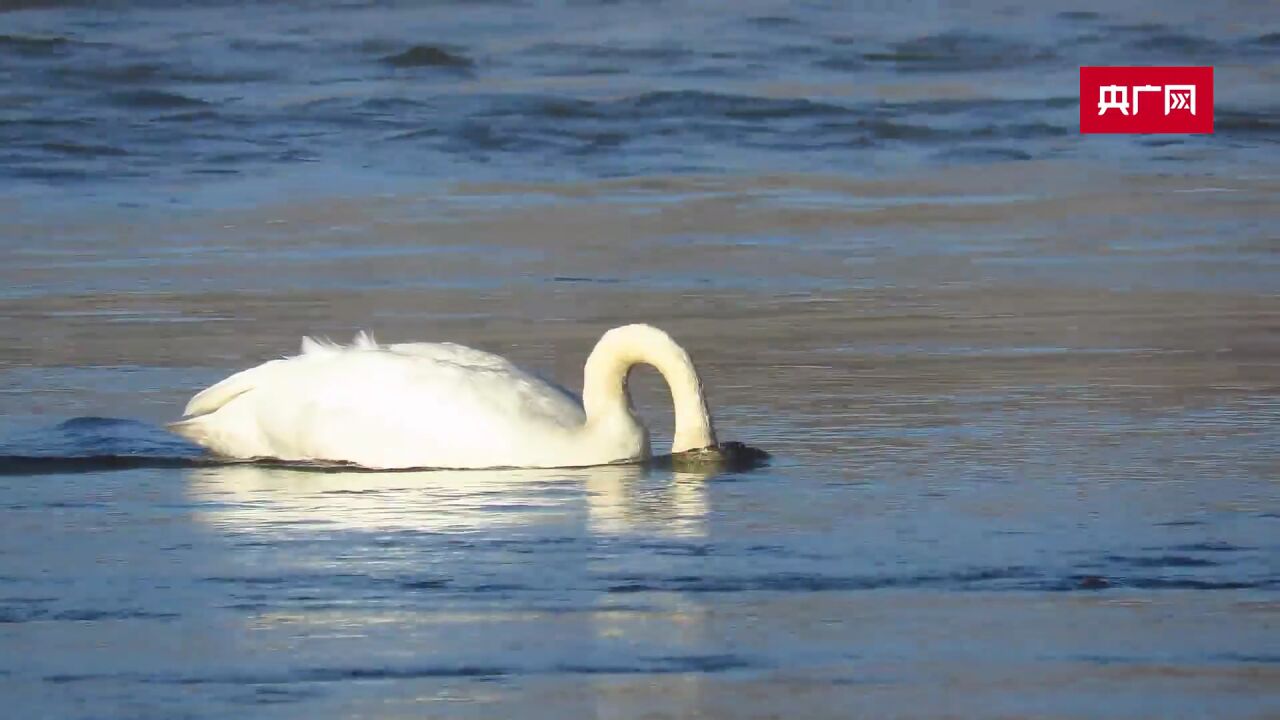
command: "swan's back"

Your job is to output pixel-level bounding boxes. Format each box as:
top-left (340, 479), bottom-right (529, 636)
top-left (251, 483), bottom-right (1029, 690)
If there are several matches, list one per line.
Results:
top-left (172, 335), bottom-right (588, 468)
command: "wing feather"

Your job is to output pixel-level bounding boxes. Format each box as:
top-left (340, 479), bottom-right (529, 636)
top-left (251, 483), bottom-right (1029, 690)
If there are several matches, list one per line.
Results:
top-left (182, 358), bottom-right (290, 417)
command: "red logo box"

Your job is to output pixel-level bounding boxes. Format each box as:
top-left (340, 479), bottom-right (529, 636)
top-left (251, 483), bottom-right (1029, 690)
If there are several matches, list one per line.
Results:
top-left (1080, 66), bottom-right (1213, 134)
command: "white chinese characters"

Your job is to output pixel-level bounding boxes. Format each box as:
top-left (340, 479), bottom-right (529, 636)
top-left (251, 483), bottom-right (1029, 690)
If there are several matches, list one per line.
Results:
top-left (1097, 84), bottom-right (1196, 116)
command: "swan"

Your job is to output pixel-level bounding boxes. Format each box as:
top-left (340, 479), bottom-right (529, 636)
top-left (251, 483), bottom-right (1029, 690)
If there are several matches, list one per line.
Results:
top-left (169, 324), bottom-right (718, 470)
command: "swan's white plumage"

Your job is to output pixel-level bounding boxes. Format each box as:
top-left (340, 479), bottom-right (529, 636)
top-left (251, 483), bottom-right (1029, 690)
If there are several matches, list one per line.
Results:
top-left (171, 324), bottom-right (717, 470)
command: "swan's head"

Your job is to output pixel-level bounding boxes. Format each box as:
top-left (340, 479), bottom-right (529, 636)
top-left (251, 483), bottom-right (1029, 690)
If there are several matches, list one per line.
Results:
top-left (664, 441), bottom-right (771, 473)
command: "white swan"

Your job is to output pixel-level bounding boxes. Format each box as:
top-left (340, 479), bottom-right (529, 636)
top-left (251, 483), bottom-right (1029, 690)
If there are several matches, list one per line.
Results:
top-left (169, 324), bottom-right (718, 469)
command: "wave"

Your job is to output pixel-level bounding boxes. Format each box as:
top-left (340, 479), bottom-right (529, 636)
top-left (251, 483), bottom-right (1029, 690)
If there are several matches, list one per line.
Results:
top-left (379, 44), bottom-right (473, 69)
top-left (104, 90), bottom-right (210, 110)
top-left (860, 32), bottom-right (1057, 73)
top-left (0, 418), bottom-right (769, 476)
top-left (0, 33), bottom-right (72, 55)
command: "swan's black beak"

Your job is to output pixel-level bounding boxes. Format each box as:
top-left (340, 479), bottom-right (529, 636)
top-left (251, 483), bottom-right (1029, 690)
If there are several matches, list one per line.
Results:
top-left (665, 441), bottom-right (771, 474)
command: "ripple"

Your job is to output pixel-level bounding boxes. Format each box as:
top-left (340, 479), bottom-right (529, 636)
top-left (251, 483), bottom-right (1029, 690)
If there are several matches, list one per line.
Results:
top-left (1216, 110), bottom-right (1280, 139)
top-left (39, 141), bottom-right (129, 158)
top-left (55, 62), bottom-right (273, 86)
top-left (380, 45), bottom-right (473, 69)
top-left (604, 566), bottom-right (1040, 593)
top-left (615, 90), bottom-right (845, 120)
top-left (42, 653), bottom-right (753, 686)
top-left (104, 90), bottom-right (210, 110)
top-left (861, 32), bottom-right (1055, 72)
top-left (0, 607), bottom-right (180, 623)
top-left (1105, 554), bottom-right (1221, 568)
top-left (0, 33), bottom-right (72, 56)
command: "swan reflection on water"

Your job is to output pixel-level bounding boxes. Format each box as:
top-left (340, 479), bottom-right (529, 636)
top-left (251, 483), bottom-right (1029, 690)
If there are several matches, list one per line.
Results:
top-left (186, 461), bottom-right (716, 538)
top-left (184, 461), bottom-right (723, 713)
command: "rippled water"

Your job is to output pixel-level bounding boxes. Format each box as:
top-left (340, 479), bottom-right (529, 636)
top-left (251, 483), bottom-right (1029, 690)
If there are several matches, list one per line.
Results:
top-left (2, 1), bottom-right (1279, 718)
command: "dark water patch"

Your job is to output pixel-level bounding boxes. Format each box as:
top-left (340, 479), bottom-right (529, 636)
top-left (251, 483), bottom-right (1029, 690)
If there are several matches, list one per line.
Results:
top-left (0, 417), bottom-right (205, 474)
top-left (227, 36), bottom-right (306, 52)
top-left (1154, 519), bottom-right (1205, 527)
top-left (747, 15), bottom-right (802, 28)
top-left (1103, 22), bottom-right (1171, 36)
top-left (399, 578), bottom-right (451, 590)
top-left (971, 122), bottom-right (1068, 140)
top-left (616, 90), bottom-right (845, 120)
top-left (298, 665), bottom-right (505, 681)
top-left (848, 119), bottom-right (941, 141)
top-left (558, 654), bottom-right (751, 674)
top-left (1127, 578), bottom-right (1267, 591)
top-left (8, 165), bottom-right (91, 182)
top-left (44, 674), bottom-right (98, 684)
top-left (239, 685), bottom-right (322, 705)
top-left (40, 141), bottom-right (128, 157)
top-left (1106, 554), bottom-right (1220, 568)
top-left (525, 42), bottom-right (694, 64)
top-left (55, 62), bottom-right (273, 86)
top-left (47, 665), bottom-right (512, 686)
top-left (1057, 10), bottom-right (1102, 21)
top-left (438, 90), bottom-right (850, 131)
top-left (815, 53), bottom-right (868, 72)
top-left (1251, 32), bottom-right (1280, 47)
top-left (1216, 654), bottom-right (1280, 664)
top-left (862, 32), bottom-right (1055, 72)
top-left (0, 33), bottom-right (71, 56)
top-left (385, 127), bottom-right (440, 143)
top-left (1068, 575), bottom-right (1112, 590)
top-left (636, 541), bottom-right (711, 557)
top-left (1047, 574), bottom-right (1272, 591)
top-left (936, 146), bottom-right (1033, 162)
top-left (881, 96), bottom-right (1075, 120)
top-left (41, 500), bottom-right (109, 509)
top-left (1129, 32), bottom-right (1223, 57)
top-left (220, 602), bottom-right (270, 612)
top-left (0, 455), bottom-right (242, 476)
top-left (155, 109), bottom-right (225, 124)
top-left (2, 607), bottom-right (179, 623)
top-left (53, 609), bottom-right (180, 622)
top-left (1216, 110), bottom-right (1280, 139)
top-left (203, 576), bottom-right (292, 587)
top-left (105, 90), bottom-right (209, 110)
top-left (358, 96), bottom-right (431, 114)
top-left (469, 583), bottom-right (527, 593)
top-left (1162, 541), bottom-right (1256, 553)
top-left (552, 276), bottom-right (622, 284)
top-left (605, 566), bottom-right (1039, 594)
top-left (605, 567), bottom-right (1276, 594)
top-left (52, 658), bottom-right (750, 687)
top-left (381, 45), bottom-right (473, 69)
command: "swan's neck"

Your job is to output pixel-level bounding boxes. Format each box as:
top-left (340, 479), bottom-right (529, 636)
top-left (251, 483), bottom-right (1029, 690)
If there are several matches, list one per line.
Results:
top-left (582, 324), bottom-right (717, 454)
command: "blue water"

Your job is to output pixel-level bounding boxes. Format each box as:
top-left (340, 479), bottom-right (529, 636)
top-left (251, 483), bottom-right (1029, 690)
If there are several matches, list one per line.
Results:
top-left (2, 1), bottom-right (1279, 718)
top-left (2, 1), bottom-right (1277, 207)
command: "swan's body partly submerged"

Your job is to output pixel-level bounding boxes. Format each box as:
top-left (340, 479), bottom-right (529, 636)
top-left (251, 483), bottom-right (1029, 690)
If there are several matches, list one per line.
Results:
top-left (170, 324), bottom-right (718, 469)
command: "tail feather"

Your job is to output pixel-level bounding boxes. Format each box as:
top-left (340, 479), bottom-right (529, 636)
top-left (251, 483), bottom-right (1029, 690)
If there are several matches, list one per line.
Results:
top-left (182, 358), bottom-right (288, 417)
top-left (301, 336), bottom-right (337, 355)
top-left (167, 416), bottom-right (211, 445)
